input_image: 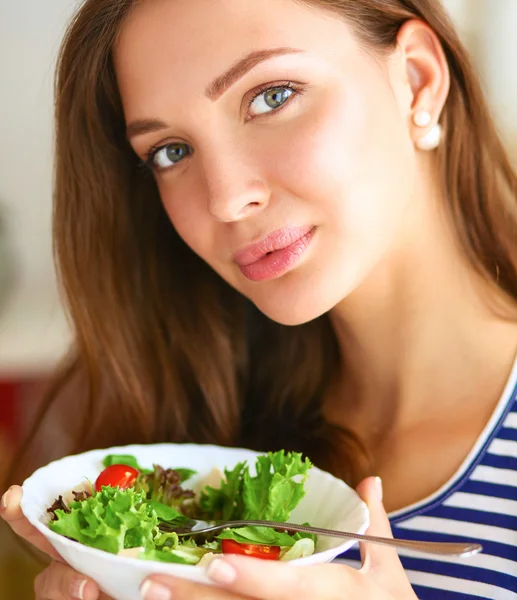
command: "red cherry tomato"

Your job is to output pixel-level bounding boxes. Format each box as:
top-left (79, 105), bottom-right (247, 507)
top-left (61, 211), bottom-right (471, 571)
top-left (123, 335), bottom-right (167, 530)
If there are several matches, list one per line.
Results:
top-left (221, 539), bottom-right (281, 560)
top-left (94, 464), bottom-right (139, 492)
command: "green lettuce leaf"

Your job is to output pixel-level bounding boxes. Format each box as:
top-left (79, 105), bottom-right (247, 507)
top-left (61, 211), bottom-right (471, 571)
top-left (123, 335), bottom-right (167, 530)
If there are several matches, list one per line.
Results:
top-left (164, 545), bottom-right (212, 565)
top-left (49, 487), bottom-right (158, 554)
top-left (139, 549), bottom-right (192, 564)
top-left (199, 461), bottom-right (247, 521)
top-left (140, 537), bottom-right (218, 565)
top-left (199, 451), bottom-right (311, 523)
top-left (202, 540), bottom-right (220, 551)
top-left (242, 451), bottom-right (312, 521)
top-left (148, 501), bottom-right (193, 526)
top-left (102, 454), bottom-right (153, 475)
top-left (174, 468), bottom-right (197, 483)
top-left (217, 526), bottom-right (298, 547)
top-left (200, 451), bottom-right (313, 551)
top-left (152, 529), bottom-right (180, 549)
top-left (217, 524), bottom-right (315, 548)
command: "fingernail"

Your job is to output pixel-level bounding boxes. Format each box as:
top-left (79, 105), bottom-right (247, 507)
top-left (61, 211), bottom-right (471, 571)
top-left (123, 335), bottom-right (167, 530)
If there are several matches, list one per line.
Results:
top-left (1, 487), bottom-right (13, 511)
top-left (374, 476), bottom-right (384, 502)
top-left (140, 580), bottom-right (172, 600)
top-left (206, 559), bottom-right (237, 584)
top-left (70, 578), bottom-right (88, 600)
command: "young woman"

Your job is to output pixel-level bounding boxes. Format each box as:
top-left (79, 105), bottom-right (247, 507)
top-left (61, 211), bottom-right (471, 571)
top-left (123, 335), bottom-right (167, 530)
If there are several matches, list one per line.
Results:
top-left (2, 0), bottom-right (517, 598)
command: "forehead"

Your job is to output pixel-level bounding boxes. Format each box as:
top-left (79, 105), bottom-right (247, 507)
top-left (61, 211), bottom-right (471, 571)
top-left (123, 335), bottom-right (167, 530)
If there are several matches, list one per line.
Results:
top-left (114, 0), bottom-right (358, 121)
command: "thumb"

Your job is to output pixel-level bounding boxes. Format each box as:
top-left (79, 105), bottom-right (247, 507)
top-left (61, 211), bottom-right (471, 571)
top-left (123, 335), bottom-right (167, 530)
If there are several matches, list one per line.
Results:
top-left (1, 485), bottom-right (62, 561)
top-left (356, 477), bottom-right (417, 598)
top-left (356, 477), bottom-right (401, 574)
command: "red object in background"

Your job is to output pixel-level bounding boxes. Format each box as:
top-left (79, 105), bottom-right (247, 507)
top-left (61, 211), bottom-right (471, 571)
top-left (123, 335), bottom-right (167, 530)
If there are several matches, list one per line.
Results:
top-left (0, 381), bottom-right (19, 442)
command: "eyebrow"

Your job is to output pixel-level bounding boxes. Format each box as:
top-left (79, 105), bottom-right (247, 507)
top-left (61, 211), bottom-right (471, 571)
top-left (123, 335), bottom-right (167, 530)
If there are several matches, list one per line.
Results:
top-left (127, 47), bottom-right (302, 139)
top-left (205, 47), bottom-right (302, 101)
top-left (127, 118), bottom-right (169, 139)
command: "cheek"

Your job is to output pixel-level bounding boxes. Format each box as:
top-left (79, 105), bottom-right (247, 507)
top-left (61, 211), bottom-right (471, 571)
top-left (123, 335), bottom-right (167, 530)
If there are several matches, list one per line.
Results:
top-left (158, 177), bottom-right (242, 291)
top-left (158, 179), bottom-right (216, 265)
top-left (273, 82), bottom-right (416, 257)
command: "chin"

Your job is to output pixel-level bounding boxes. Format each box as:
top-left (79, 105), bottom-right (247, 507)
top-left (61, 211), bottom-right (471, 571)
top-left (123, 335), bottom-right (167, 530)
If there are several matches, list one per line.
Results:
top-left (247, 269), bottom-right (365, 326)
top-left (251, 293), bottom-right (336, 326)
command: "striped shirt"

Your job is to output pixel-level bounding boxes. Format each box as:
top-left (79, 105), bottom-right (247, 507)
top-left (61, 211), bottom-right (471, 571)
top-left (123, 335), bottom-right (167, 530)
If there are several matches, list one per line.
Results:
top-left (337, 357), bottom-right (517, 599)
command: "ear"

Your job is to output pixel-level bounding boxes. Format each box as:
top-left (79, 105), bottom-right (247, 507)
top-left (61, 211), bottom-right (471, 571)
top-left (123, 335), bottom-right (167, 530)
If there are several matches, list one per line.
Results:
top-left (388, 19), bottom-right (450, 141)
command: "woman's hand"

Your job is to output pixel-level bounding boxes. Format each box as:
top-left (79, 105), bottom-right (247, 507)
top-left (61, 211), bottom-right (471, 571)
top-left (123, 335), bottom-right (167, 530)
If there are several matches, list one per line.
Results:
top-left (33, 561), bottom-right (113, 600)
top-left (1, 485), bottom-right (111, 599)
top-left (139, 477), bottom-right (418, 600)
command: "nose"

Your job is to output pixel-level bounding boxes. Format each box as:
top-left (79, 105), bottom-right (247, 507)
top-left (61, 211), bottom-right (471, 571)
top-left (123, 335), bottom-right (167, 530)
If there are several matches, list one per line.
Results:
top-left (202, 150), bottom-right (270, 223)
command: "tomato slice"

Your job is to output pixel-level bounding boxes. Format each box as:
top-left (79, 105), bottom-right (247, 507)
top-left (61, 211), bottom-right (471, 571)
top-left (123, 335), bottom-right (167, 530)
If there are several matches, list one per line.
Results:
top-left (221, 539), bottom-right (281, 560)
top-left (94, 464), bottom-right (139, 492)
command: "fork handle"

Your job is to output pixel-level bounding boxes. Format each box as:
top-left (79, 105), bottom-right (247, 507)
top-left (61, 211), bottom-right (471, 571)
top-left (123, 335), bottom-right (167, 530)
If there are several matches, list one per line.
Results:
top-left (216, 520), bottom-right (482, 558)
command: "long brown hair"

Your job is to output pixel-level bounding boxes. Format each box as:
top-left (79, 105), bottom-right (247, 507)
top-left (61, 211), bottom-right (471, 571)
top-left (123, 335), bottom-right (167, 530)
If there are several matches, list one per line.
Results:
top-left (8, 0), bottom-right (517, 489)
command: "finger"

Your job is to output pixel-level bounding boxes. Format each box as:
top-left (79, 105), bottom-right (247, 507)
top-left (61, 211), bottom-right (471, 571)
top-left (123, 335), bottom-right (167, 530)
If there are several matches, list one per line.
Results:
top-left (356, 477), bottom-right (401, 574)
top-left (203, 556), bottom-right (357, 600)
top-left (140, 575), bottom-right (251, 600)
top-left (34, 561), bottom-right (100, 600)
top-left (1, 486), bottom-right (62, 561)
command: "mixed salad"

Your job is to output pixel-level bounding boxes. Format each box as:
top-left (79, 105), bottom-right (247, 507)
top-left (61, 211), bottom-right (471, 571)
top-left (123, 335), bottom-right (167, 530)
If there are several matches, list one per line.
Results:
top-left (46, 451), bottom-right (317, 566)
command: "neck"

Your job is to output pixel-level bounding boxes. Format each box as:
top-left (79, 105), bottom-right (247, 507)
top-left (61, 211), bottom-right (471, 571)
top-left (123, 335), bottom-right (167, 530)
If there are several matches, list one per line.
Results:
top-left (328, 176), bottom-right (517, 437)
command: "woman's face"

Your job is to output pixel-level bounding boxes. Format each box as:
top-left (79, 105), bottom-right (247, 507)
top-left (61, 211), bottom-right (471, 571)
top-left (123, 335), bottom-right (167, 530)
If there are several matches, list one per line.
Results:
top-left (116, 0), bottom-right (418, 325)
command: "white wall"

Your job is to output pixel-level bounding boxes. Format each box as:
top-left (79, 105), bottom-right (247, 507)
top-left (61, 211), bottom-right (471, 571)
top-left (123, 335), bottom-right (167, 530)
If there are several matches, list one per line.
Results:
top-left (0, 0), bottom-right (515, 376)
top-left (442, 0), bottom-right (517, 152)
top-left (0, 1), bottom-right (78, 375)
top-left (0, 1), bottom-right (79, 294)
top-left (476, 0), bottom-right (517, 152)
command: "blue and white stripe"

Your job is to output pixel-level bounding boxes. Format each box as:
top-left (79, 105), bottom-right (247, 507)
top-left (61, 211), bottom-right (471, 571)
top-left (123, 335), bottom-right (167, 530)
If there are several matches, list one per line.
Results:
top-left (337, 359), bottom-right (517, 599)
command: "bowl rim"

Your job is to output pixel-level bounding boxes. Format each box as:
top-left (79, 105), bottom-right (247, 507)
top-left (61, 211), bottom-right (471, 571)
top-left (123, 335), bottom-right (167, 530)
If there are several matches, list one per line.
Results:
top-left (21, 442), bottom-right (370, 569)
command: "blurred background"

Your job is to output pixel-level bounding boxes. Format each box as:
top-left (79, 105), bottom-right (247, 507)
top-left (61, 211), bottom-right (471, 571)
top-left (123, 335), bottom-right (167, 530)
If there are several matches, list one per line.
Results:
top-left (1, 0), bottom-right (516, 597)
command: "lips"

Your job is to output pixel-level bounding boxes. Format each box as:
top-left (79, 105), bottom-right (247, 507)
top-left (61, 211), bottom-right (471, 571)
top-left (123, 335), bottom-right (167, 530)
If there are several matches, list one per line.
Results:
top-left (234, 226), bottom-right (315, 266)
top-left (234, 226), bottom-right (315, 282)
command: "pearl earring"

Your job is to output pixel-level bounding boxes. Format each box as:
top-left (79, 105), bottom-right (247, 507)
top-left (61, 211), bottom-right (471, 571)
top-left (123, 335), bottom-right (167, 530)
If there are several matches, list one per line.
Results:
top-left (415, 124), bottom-right (443, 151)
top-left (413, 110), bottom-right (432, 128)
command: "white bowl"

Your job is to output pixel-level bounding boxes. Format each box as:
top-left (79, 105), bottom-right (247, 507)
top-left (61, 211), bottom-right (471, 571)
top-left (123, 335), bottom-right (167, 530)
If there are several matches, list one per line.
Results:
top-left (21, 443), bottom-right (369, 600)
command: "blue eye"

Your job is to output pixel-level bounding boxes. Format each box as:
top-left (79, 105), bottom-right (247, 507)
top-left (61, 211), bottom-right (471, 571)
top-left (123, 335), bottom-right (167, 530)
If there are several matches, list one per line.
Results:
top-left (249, 85), bottom-right (296, 117)
top-left (148, 142), bottom-right (192, 171)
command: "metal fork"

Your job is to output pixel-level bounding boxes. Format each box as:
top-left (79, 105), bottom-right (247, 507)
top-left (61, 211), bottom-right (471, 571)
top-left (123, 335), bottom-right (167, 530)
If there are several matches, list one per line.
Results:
top-left (175, 519), bottom-right (482, 558)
